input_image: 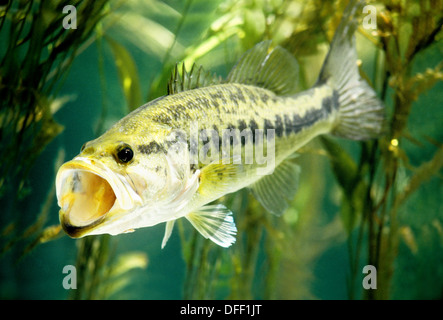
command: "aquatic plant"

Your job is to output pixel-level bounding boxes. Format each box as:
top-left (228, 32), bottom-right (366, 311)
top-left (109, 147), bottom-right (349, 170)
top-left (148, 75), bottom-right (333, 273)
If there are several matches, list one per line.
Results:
top-left (0, 0), bottom-right (110, 257)
top-left (351, 0), bottom-right (443, 299)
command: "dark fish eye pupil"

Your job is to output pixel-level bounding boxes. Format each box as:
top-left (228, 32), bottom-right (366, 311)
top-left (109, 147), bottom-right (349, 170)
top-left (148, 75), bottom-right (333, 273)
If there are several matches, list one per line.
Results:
top-left (117, 147), bottom-right (133, 163)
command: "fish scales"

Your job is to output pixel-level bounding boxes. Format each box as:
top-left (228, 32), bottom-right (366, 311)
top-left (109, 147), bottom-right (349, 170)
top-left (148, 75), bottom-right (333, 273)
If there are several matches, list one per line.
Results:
top-left (119, 83), bottom-right (338, 167)
top-left (56, 0), bottom-right (385, 247)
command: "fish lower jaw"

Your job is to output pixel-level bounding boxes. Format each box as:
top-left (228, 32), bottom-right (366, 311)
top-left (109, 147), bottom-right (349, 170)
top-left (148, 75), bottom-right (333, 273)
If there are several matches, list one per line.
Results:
top-left (59, 198), bottom-right (135, 238)
top-left (61, 205), bottom-right (158, 237)
top-left (59, 209), bottom-right (103, 238)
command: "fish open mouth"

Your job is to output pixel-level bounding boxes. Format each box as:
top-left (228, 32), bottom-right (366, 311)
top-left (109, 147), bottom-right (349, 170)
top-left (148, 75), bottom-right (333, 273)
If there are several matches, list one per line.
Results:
top-left (56, 162), bottom-right (118, 237)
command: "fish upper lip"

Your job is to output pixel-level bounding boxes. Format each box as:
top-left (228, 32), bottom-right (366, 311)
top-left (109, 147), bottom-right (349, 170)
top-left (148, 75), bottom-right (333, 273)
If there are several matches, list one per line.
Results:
top-left (56, 157), bottom-right (141, 237)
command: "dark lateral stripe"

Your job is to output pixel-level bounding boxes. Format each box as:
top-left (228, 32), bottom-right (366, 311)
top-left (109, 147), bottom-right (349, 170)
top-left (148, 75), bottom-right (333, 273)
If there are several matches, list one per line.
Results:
top-left (284, 115), bottom-right (293, 136)
top-left (249, 119), bottom-right (258, 132)
top-left (259, 107), bottom-right (329, 137)
top-left (262, 117), bottom-right (283, 137)
top-left (264, 119), bottom-right (273, 133)
top-left (238, 119), bottom-right (247, 132)
top-left (138, 141), bottom-right (165, 154)
top-left (249, 119), bottom-right (258, 143)
top-left (321, 90), bottom-right (339, 113)
top-left (274, 115), bottom-right (283, 137)
top-left (289, 108), bottom-right (326, 133)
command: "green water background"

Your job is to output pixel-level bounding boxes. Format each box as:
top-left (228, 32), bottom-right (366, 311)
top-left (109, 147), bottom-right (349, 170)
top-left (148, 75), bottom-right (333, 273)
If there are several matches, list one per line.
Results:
top-left (0, 0), bottom-right (442, 299)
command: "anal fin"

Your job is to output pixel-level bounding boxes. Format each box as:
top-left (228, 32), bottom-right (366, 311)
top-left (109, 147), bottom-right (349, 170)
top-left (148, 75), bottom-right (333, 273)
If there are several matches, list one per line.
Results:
top-left (250, 155), bottom-right (300, 215)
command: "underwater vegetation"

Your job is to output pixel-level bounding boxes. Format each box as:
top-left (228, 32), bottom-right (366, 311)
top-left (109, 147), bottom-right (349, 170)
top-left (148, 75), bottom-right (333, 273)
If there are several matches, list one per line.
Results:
top-left (0, 0), bottom-right (442, 299)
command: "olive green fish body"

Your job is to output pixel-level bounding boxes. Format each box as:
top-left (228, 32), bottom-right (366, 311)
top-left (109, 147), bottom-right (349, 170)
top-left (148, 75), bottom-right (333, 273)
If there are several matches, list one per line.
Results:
top-left (56, 0), bottom-right (384, 247)
top-left (112, 82), bottom-right (336, 181)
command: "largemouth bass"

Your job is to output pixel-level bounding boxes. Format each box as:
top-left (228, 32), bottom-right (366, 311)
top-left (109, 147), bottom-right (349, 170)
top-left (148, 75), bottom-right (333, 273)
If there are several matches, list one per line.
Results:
top-left (56, 0), bottom-right (384, 248)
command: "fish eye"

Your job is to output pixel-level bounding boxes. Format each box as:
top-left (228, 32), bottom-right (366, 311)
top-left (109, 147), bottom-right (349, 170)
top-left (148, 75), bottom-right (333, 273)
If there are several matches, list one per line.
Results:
top-left (80, 143), bottom-right (87, 152)
top-left (116, 145), bottom-right (134, 164)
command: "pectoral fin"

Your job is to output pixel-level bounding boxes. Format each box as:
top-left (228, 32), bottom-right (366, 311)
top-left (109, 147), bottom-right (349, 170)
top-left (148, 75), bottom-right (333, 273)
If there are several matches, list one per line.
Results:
top-left (250, 155), bottom-right (300, 216)
top-left (185, 204), bottom-right (237, 248)
top-left (197, 157), bottom-right (244, 198)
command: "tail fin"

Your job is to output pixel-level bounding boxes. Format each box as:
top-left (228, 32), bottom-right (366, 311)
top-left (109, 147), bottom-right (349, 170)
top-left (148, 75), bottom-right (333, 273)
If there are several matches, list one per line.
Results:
top-left (318, 0), bottom-right (385, 140)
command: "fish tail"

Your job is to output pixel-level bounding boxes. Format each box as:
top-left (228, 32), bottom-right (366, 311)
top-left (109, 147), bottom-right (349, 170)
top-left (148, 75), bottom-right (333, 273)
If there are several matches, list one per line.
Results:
top-left (318, 0), bottom-right (385, 140)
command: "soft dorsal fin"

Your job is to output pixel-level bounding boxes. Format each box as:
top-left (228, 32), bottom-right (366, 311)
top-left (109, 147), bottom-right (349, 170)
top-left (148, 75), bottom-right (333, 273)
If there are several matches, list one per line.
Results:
top-left (167, 63), bottom-right (222, 95)
top-left (227, 41), bottom-right (299, 95)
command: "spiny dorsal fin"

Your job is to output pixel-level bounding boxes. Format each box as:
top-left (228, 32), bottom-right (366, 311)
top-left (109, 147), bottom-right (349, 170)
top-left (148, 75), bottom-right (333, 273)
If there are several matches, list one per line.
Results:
top-left (167, 63), bottom-right (222, 95)
top-left (227, 41), bottom-right (299, 96)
